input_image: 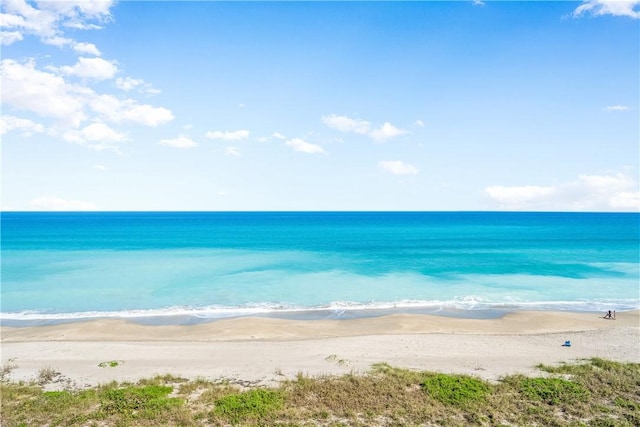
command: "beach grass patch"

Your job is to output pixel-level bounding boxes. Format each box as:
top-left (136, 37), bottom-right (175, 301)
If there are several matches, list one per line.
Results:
top-left (177, 376), bottom-right (218, 396)
top-left (98, 360), bottom-right (123, 368)
top-left (42, 390), bottom-right (73, 402)
top-left (371, 362), bottom-right (429, 383)
top-left (519, 377), bottom-right (589, 405)
top-left (101, 384), bottom-right (184, 418)
top-left (421, 373), bottom-right (490, 406)
top-left (537, 358), bottom-right (640, 400)
top-left (213, 388), bottom-right (284, 423)
top-left (614, 397), bottom-right (640, 411)
top-left (137, 373), bottom-right (189, 385)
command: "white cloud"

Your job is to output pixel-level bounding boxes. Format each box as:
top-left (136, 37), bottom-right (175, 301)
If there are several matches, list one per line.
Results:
top-left (159, 136), bottom-right (197, 148)
top-left (72, 41), bottom-right (101, 56)
top-left (485, 172), bottom-right (640, 211)
top-left (378, 160), bottom-right (419, 175)
top-left (285, 138), bottom-right (325, 154)
top-left (225, 146), bottom-right (241, 156)
top-left (472, 0), bottom-right (486, 6)
top-left (573, 0), bottom-right (640, 19)
top-left (115, 76), bottom-right (141, 91)
top-left (322, 113), bottom-right (407, 141)
top-left (89, 94), bottom-right (174, 126)
top-left (605, 105), bottom-right (630, 112)
top-left (42, 35), bottom-right (72, 47)
top-left (485, 185), bottom-right (555, 206)
top-left (272, 132), bottom-right (287, 140)
top-left (609, 192), bottom-right (640, 209)
top-left (0, 114), bottom-right (44, 135)
top-left (64, 122), bottom-right (126, 142)
top-left (116, 103), bottom-right (173, 126)
top-left (205, 129), bottom-right (250, 140)
top-left (1, 1), bottom-right (173, 155)
top-left (30, 195), bottom-right (97, 211)
top-left (0, 0), bottom-right (114, 44)
top-left (1, 59), bottom-right (174, 130)
top-left (115, 76), bottom-right (160, 95)
top-left (64, 22), bottom-right (103, 30)
top-left (1, 58), bottom-right (87, 127)
top-left (0, 11), bottom-right (28, 28)
top-left (93, 164), bottom-right (108, 171)
top-left (0, 30), bottom-right (23, 45)
top-left (414, 120), bottom-right (425, 128)
top-left (369, 122), bottom-right (408, 141)
top-left (63, 122), bottom-right (127, 151)
top-left (322, 114), bottom-right (371, 134)
top-left (37, 1), bottom-right (114, 21)
top-left (61, 56), bottom-right (117, 80)
top-left (36, 35), bottom-right (101, 56)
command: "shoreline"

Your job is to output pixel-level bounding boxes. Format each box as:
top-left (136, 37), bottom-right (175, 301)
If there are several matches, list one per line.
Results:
top-left (2, 310), bottom-right (637, 340)
top-left (3, 305), bottom-right (638, 328)
top-left (1, 310), bottom-right (638, 390)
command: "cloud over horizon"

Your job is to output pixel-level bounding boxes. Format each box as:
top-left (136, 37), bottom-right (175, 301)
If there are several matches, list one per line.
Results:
top-left (30, 195), bottom-right (97, 211)
top-left (486, 172), bottom-right (640, 212)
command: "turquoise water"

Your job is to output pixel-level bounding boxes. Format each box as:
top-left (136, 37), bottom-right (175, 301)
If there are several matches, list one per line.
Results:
top-left (1, 212), bottom-right (638, 324)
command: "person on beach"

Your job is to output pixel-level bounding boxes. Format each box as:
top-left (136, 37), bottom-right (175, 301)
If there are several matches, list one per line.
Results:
top-left (603, 310), bottom-right (615, 320)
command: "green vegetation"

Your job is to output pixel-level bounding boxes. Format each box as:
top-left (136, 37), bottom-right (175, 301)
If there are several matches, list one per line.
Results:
top-left (422, 373), bottom-right (490, 406)
top-left (1, 358), bottom-right (639, 426)
top-left (98, 360), bottom-right (123, 368)
top-left (518, 377), bottom-right (589, 405)
top-left (214, 389), bottom-right (284, 423)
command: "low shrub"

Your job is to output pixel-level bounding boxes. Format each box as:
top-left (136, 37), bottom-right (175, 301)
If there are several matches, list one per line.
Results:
top-left (519, 377), bottom-right (589, 405)
top-left (421, 373), bottom-right (490, 406)
top-left (213, 388), bottom-right (284, 423)
top-left (102, 384), bottom-right (183, 417)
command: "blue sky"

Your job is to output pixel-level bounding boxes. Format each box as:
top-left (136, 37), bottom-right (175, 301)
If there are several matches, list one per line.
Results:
top-left (1, 0), bottom-right (638, 211)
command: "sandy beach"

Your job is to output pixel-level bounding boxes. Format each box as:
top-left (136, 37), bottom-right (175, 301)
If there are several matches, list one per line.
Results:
top-left (1, 310), bottom-right (638, 390)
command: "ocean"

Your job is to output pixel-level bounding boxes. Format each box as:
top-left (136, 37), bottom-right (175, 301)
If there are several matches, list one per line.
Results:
top-left (1, 212), bottom-right (638, 325)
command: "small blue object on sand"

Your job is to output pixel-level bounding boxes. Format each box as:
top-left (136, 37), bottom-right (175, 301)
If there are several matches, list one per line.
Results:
top-left (563, 340), bottom-right (571, 347)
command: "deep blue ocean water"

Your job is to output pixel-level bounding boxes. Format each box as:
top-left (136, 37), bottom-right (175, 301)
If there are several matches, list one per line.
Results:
top-left (1, 212), bottom-right (638, 324)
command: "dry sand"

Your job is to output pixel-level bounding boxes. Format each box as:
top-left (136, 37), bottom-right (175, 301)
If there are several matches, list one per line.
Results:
top-left (1, 311), bottom-right (638, 390)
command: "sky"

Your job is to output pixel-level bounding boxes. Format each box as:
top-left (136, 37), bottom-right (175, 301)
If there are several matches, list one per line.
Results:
top-left (1, 0), bottom-right (639, 211)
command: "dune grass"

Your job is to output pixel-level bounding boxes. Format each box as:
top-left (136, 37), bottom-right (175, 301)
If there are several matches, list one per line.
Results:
top-left (1, 358), bottom-right (638, 426)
